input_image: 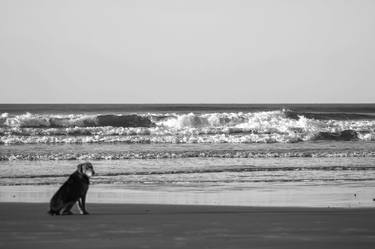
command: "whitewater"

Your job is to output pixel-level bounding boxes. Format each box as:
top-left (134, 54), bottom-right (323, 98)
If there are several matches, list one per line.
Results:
top-left (1, 109), bottom-right (375, 145)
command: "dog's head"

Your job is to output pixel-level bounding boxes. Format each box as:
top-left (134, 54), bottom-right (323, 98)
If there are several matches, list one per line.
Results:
top-left (77, 162), bottom-right (95, 177)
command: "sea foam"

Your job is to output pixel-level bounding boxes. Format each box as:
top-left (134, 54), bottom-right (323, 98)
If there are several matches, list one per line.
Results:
top-left (1, 110), bottom-right (375, 144)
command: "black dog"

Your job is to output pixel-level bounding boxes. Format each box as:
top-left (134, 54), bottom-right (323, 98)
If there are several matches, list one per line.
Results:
top-left (48, 162), bottom-right (95, 215)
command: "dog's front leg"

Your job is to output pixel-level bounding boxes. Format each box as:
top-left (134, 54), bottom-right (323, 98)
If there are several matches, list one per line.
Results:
top-left (77, 199), bottom-right (85, 214)
top-left (78, 196), bottom-right (89, 215)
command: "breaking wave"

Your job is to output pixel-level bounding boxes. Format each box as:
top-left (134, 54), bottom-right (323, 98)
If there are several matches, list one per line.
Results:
top-left (1, 110), bottom-right (375, 144)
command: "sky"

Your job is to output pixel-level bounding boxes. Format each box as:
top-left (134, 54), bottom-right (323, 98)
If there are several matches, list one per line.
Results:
top-left (0, 0), bottom-right (374, 103)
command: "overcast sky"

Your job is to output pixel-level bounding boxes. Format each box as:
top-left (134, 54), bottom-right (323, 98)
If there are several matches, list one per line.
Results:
top-left (1, 0), bottom-right (374, 103)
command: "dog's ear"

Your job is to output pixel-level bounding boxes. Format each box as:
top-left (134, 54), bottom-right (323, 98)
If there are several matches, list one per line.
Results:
top-left (77, 163), bottom-right (84, 174)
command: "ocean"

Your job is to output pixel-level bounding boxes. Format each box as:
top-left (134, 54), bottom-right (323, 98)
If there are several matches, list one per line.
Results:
top-left (1, 104), bottom-right (375, 207)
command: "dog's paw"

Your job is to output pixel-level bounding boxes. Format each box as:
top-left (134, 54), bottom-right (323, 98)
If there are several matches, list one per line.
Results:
top-left (62, 211), bottom-right (73, 215)
top-left (82, 210), bottom-right (90, 215)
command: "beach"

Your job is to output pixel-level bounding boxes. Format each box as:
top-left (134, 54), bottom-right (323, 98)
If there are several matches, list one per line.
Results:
top-left (1, 104), bottom-right (375, 247)
top-left (1, 203), bottom-right (375, 249)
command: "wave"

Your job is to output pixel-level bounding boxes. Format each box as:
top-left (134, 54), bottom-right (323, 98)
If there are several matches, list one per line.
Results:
top-left (285, 110), bottom-right (375, 120)
top-left (1, 129), bottom-right (375, 145)
top-left (2, 165), bottom-right (375, 179)
top-left (2, 164), bottom-right (375, 186)
top-left (1, 110), bottom-right (375, 144)
top-left (1, 113), bottom-right (154, 128)
top-left (313, 130), bottom-right (359, 141)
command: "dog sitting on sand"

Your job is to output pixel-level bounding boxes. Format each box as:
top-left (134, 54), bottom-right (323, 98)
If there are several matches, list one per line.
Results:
top-left (48, 162), bottom-right (95, 215)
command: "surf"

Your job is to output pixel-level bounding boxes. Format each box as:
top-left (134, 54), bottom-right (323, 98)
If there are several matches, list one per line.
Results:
top-left (1, 109), bottom-right (375, 145)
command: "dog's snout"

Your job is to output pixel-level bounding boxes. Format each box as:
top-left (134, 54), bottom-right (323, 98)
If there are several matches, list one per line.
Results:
top-left (89, 167), bottom-right (95, 176)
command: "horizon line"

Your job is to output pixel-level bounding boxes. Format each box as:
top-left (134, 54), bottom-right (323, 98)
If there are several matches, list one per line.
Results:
top-left (0, 102), bottom-right (374, 105)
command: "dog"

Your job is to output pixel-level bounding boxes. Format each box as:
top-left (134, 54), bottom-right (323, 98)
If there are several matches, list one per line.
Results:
top-left (48, 162), bottom-right (95, 215)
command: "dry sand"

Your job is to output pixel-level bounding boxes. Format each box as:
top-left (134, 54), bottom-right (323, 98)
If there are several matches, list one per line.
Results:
top-left (1, 203), bottom-right (375, 249)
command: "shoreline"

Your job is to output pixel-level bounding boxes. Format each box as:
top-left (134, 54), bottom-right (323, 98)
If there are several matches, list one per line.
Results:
top-left (1, 182), bottom-right (375, 208)
top-left (1, 202), bottom-right (375, 249)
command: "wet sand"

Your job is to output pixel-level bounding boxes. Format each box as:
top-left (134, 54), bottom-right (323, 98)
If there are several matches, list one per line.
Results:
top-left (2, 183), bottom-right (375, 207)
top-left (1, 203), bottom-right (375, 249)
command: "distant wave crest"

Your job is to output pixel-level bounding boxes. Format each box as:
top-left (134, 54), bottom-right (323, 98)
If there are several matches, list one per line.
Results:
top-left (1, 113), bottom-right (154, 128)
